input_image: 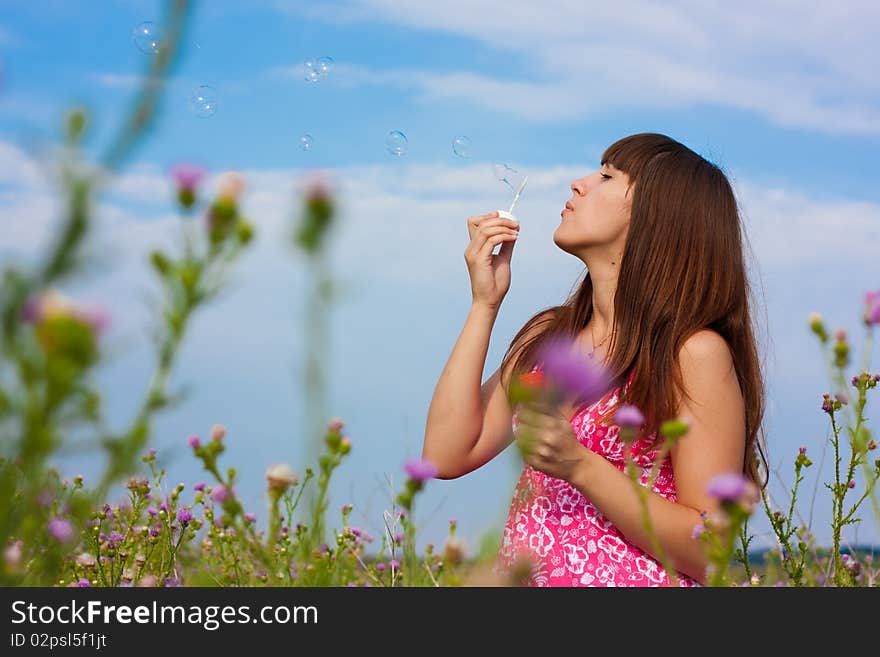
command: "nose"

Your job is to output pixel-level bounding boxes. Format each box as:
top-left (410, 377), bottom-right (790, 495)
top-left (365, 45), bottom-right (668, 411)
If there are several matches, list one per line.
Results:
top-left (570, 173), bottom-right (594, 196)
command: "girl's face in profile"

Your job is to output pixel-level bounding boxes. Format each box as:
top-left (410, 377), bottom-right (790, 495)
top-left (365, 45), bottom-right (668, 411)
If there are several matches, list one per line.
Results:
top-left (555, 162), bottom-right (633, 253)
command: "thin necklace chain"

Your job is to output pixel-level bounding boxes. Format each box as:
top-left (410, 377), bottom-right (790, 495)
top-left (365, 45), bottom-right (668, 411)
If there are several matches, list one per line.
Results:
top-left (588, 322), bottom-right (613, 358)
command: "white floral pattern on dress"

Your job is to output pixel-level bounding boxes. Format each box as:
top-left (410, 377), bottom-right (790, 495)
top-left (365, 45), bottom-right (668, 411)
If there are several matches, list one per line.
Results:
top-left (495, 364), bottom-right (701, 587)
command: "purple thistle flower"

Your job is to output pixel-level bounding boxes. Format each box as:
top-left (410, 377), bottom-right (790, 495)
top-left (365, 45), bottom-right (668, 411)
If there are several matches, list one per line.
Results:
top-left (375, 562), bottom-right (386, 572)
top-left (799, 446), bottom-right (807, 456)
top-left (535, 336), bottom-right (610, 404)
top-left (159, 500), bottom-right (169, 512)
top-left (389, 559), bottom-right (400, 569)
top-left (394, 532), bottom-right (404, 545)
top-left (176, 508), bottom-right (193, 525)
top-left (211, 485), bottom-right (230, 503)
top-left (707, 473), bottom-right (749, 502)
top-left (107, 531), bottom-right (124, 550)
top-left (76, 578), bottom-right (91, 587)
top-left (403, 457), bottom-right (437, 482)
top-left (691, 523), bottom-right (704, 540)
top-left (865, 290), bottom-right (880, 325)
top-left (171, 164), bottom-right (205, 191)
top-left (47, 518), bottom-right (74, 543)
top-left (244, 512), bottom-right (256, 524)
top-left (147, 507), bottom-right (158, 517)
top-left (187, 435), bottom-right (201, 449)
top-left (848, 479), bottom-right (856, 489)
top-left (164, 576), bottom-right (182, 588)
top-left (614, 404), bottom-right (645, 429)
top-left (193, 482), bottom-right (206, 492)
top-left (149, 527), bottom-right (160, 538)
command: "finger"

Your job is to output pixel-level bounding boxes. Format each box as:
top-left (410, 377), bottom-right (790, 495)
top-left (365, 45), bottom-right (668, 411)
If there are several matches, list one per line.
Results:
top-left (467, 211), bottom-right (499, 239)
top-left (468, 214), bottom-right (521, 241)
top-left (465, 224), bottom-right (519, 259)
top-left (468, 231), bottom-right (518, 261)
top-left (496, 229), bottom-right (517, 264)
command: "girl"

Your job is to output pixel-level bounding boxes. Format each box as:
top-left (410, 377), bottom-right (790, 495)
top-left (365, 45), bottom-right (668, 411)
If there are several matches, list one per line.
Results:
top-left (422, 133), bottom-right (768, 586)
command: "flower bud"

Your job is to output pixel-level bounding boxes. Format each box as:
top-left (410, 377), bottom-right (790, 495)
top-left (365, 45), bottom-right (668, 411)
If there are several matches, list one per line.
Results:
top-left (808, 312), bottom-right (828, 342)
top-left (266, 464), bottom-right (299, 494)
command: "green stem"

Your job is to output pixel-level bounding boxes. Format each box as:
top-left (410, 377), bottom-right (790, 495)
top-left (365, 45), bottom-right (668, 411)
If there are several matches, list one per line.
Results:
top-left (623, 447), bottom-right (679, 586)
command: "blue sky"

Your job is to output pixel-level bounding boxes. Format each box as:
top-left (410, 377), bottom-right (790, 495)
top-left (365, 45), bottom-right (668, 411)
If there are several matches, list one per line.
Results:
top-left (1, 0), bottom-right (879, 557)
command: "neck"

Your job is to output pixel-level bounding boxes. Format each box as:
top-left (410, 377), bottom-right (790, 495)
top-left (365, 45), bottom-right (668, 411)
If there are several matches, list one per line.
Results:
top-left (587, 266), bottom-right (618, 340)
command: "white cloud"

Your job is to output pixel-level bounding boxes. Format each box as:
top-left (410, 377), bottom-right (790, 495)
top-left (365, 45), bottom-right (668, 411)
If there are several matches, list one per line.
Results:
top-left (2, 139), bottom-right (877, 289)
top-left (269, 0), bottom-right (880, 134)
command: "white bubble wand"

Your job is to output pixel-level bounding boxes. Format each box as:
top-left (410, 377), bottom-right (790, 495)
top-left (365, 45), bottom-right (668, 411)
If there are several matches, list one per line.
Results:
top-left (493, 175), bottom-right (528, 255)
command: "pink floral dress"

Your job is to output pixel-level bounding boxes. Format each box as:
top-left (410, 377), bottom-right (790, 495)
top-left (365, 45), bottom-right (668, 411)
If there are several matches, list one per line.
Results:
top-left (496, 364), bottom-right (701, 587)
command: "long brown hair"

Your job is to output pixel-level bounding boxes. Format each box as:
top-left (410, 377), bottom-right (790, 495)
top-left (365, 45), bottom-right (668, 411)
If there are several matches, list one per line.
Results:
top-left (501, 132), bottom-right (769, 489)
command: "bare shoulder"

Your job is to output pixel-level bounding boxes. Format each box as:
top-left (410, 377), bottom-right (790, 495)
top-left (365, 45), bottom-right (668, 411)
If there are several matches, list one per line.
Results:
top-left (676, 329), bottom-right (740, 410)
top-left (680, 329), bottom-right (733, 364)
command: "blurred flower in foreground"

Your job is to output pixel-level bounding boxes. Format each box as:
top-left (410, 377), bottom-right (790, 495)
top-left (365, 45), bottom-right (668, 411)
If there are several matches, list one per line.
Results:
top-left (170, 163), bottom-right (205, 210)
top-left (206, 172), bottom-right (252, 246)
top-left (864, 290), bottom-right (880, 326)
top-left (47, 518), bottom-right (75, 544)
top-left (266, 463), bottom-right (299, 494)
top-left (707, 472), bottom-right (760, 513)
top-left (21, 290), bottom-right (108, 334)
top-left (509, 336), bottom-right (610, 418)
top-left (613, 404), bottom-right (645, 443)
top-left (397, 458), bottom-right (438, 510)
top-left (293, 172), bottom-right (335, 254)
top-left (536, 336), bottom-right (610, 405)
top-left (20, 289), bottom-right (108, 367)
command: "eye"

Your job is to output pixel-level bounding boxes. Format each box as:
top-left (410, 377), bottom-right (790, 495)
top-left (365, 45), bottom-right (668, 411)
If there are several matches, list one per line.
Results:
top-left (600, 173), bottom-right (612, 181)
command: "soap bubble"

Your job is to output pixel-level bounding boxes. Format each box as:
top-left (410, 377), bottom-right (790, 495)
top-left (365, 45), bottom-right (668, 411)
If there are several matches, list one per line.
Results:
top-left (304, 59), bottom-right (320, 83)
top-left (305, 57), bottom-right (333, 83)
top-left (386, 130), bottom-right (408, 157)
top-left (452, 135), bottom-right (471, 158)
top-left (493, 163), bottom-right (525, 193)
top-left (189, 86), bottom-right (218, 117)
top-left (300, 134), bottom-right (313, 151)
top-left (316, 56), bottom-right (333, 79)
top-left (132, 21), bottom-right (163, 54)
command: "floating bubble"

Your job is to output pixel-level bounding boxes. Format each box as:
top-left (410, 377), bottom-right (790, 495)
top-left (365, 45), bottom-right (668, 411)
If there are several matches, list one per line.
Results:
top-left (493, 163), bottom-right (525, 193)
top-left (300, 134), bottom-right (313, 151)
top-left (452, 135), bottom-right (471, 158)
top-left (304, 59), bottom-right (320, 83)
top-left (132, 21), bottom-right (163, 54)
top-left (316, 56), bottom-right (333, 79)
top-left (189, 86), bottom-right (218, 118)
top-left (386, 130), bottom-right (408, 157)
